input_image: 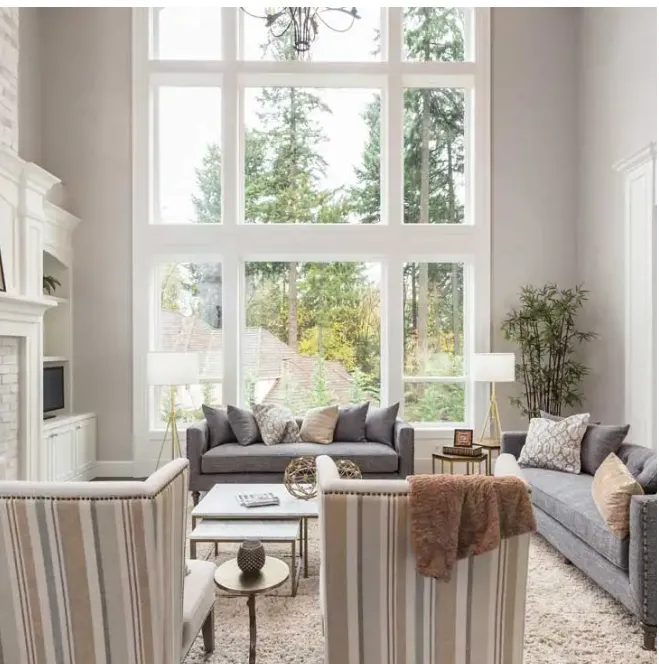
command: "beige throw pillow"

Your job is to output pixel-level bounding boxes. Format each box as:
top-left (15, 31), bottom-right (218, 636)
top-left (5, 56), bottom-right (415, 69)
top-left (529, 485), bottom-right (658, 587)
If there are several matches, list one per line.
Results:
top-left (592, 453), bottom-right (644, 538)
top-left (300, 405), bottom-right (339, 444)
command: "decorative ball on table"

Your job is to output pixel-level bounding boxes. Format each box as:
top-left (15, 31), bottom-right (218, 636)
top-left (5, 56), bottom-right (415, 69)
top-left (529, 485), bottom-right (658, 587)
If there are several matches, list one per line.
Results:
top-left (283, 456), bottom-right (317, 500)
top-left (237, 539), bottom-right (266, 576)
top-left (336, 459), bottom-right (362, 479)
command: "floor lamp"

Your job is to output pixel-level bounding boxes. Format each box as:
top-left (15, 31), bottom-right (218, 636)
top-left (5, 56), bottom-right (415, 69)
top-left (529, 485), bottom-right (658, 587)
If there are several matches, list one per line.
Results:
top-left (472, 353), bottom-right (516, 445)
top-left (148, 352), bottom-right (199, 469)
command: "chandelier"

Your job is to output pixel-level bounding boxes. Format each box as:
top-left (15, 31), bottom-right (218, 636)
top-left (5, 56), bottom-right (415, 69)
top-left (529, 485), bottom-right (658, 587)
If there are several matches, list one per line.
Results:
top-left (242, 7), bottom-right (361, 53)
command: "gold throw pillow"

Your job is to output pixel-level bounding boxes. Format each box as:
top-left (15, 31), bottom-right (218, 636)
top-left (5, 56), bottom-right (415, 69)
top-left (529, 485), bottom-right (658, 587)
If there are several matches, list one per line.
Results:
top-left (300, 405), bottom-right (339, 444)
top-left (592, 453), bottom-right (644, 538)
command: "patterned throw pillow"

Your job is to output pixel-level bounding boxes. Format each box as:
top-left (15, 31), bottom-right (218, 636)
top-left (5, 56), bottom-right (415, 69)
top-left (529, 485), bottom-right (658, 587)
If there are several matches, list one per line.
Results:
top-left (253, 404), bottom-right (300, 446)
top-left (300, 405), bottom-right (339, 444)
top-left (592, 453), bottom-right (644, 538)
top-left (519, 413), bottom-right (590, 473)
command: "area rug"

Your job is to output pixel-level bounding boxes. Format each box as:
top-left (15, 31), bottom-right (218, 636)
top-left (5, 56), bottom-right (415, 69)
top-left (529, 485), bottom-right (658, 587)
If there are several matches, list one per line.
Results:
top-left (185, 521), bottom-right (654, 664)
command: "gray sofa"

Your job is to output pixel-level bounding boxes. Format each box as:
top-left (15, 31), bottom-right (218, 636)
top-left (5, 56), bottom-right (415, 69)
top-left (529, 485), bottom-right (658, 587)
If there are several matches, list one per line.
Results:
top-left (502, 432), bottom-right (657, 650)
top-left (187, 417), bottom-right (414, 501)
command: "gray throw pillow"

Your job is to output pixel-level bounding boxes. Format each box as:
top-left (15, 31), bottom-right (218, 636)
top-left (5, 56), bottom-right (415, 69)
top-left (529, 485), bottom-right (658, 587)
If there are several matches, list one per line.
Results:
top-left (539, 412), bottom-right (628, 475)
top-left (227, 405), bottom-right (262, 446)
top-left (365, 402), bottom-right (399, 447)
top-left (202, 404), bottom-right (234, 448)
top-left (333, 403), bottom-right (368, 442)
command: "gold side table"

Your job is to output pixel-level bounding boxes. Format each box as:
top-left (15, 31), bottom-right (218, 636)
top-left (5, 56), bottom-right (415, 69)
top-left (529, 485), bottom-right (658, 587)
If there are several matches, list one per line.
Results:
top-left (431, 449), bottom-right (487, 475)
top-left (215, 556), bottom-right (289, 664)
top-left (477, 438), bottom-right (501, 475)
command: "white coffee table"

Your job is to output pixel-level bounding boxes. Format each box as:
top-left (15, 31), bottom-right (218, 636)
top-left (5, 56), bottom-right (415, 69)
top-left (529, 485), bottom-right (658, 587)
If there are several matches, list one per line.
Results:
top-left (191, 483), bottom-right (319, 580)
top-left (189, 519), bottom-right (301, 596)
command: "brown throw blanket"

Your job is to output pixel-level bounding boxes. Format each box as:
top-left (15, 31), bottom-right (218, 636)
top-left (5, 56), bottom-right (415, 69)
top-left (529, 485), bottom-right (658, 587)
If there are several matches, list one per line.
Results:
top-left (408, 474), bottom-right (536, 581)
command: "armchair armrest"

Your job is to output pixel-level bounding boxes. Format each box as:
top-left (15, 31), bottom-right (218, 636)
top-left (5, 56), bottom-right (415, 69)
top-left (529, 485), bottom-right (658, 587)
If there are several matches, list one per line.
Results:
top-left (394, 419), bottom-right (414, 477)
top-left (494, 453), bottom-right (529, 486)
top-left (186, 421), bottom-right (210, 477)
top-left (629, 494), bottom-right (657, 627)
top-left (501, 431), bottom-right (528, 459)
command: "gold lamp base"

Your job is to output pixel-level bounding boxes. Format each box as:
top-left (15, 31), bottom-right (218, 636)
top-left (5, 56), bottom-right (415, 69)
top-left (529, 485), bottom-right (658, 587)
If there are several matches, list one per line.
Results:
top-left (478, 381), bottom-right (503, 445)
top-left (155, 385), bottom-right (181, 471)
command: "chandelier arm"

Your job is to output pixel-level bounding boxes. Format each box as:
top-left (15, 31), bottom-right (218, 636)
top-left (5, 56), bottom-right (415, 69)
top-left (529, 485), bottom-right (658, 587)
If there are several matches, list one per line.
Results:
top-left (315, 7), bottom-right (360, 33)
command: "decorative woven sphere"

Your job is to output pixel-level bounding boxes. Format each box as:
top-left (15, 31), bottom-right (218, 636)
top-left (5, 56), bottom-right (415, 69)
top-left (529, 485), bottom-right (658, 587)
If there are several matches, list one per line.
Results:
top-left (284, 456), bottom-right (318, 500)
top-left (336, 459), bottom-right (362, 479)
top-left (237, 539), bottom-right (265, 576)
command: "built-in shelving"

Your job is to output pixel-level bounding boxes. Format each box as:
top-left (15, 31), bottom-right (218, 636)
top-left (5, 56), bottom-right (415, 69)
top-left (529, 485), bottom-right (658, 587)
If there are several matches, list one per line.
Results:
top-left (43, 356), bottom-right (69, 363)
top-left (44, 295), bottom-right (69, 306)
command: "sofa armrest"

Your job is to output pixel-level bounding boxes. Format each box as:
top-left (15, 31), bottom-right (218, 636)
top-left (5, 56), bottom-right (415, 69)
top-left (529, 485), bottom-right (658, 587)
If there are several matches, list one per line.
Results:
top-left (394, 419), bottom-right (414, 477)
top-left (186, 421), bottom-right (210, 477)
top-left (629, 494), bottom-right (657, 626)
top-left (501, 431), bottom-right (527, 459)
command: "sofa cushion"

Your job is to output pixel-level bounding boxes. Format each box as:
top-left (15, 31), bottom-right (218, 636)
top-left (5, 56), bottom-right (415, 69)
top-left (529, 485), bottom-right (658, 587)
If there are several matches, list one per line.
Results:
top-left (182, 559), bottom-right (216, 656)
top-left (333, 403), bottom-right (368, 442)
top-left (300, 405), bottom-right (340, 444)
top-left (202, 404), bottom-right (235, 448)
top-left (227, 405), bottom-right (262, 446)
top-left (201, 441), bottom-right (399, 475)
top-left (366, 402), bottom-right (399, 446)
top-left (617, 443), bottom-right (657, 494)
top-left (523, 467), bottom-right (629, 570)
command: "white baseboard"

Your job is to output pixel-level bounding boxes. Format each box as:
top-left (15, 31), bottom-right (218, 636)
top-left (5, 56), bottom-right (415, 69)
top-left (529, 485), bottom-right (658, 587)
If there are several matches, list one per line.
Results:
top-left (92, 461), bottom-right (136, 479)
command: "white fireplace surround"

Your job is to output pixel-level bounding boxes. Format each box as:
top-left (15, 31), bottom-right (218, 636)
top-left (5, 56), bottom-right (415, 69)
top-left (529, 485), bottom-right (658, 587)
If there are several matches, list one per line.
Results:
top-left (0, 147), bottom-right (80, 479)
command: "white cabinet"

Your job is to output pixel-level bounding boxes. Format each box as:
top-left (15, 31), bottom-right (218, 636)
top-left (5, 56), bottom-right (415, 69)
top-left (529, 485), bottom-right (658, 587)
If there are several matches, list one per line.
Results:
top-left (44, 413), bottom-right (97, 480)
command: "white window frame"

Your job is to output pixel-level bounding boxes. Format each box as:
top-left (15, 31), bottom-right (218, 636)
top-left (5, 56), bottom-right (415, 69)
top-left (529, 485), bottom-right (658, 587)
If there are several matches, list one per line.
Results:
top-left (132, 8), bottom-right (491, 460)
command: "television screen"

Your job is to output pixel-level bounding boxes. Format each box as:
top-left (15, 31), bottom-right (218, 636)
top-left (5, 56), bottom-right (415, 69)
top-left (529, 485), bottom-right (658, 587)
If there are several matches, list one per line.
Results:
top-left (43, 366), bottom-right (65, 414)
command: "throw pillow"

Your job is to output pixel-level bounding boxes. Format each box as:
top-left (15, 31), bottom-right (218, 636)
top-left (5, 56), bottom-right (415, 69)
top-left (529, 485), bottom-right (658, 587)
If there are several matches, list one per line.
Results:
top-left (227, 405), bottom-right (262, 446)
top-left (300, 405), bottom-right (339, 444)
top-left (365, 402), bottom-right (400, 447)
top-left (518, 413), bottom-right (590, 473)
top-left (333, 402), bottom-right (369, 442)
top-left (253, 403), bottom-right (300, 445)
top-left (539, 412), bottom-right (628, 475)
top-left (202, 404), bottom-right (234, 448)
top-left (592, 452), bottom-right (644, 538)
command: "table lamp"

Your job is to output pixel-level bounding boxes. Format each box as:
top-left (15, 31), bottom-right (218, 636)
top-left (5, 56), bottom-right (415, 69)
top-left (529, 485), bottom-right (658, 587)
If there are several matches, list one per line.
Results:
top-left (472, 353), bottom-right (516, 445)
top-left (148, 351), bottom-right (199, 467)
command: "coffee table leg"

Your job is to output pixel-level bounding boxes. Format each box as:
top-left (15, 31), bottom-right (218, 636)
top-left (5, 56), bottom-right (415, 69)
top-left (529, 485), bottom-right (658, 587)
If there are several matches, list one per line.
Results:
top-left (303, 517), bottom-right (309, 578)
top-left (290, 539), bottom-right (297, 597)
top-left (247, 594), bottom-right (256, 664)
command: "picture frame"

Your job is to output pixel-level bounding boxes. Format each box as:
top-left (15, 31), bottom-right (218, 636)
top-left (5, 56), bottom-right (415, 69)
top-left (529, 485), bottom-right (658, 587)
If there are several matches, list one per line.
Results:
top-left (0, 250), bottom-right (6, 292)
top-left (453, 428), bottom-right (473, 447)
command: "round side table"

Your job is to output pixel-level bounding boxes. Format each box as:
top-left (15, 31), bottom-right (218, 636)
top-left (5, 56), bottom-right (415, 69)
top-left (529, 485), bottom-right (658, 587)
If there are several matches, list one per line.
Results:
top-left (431, 450), bottom-right (487, 475)
top-left (215, 556), bottom-right (289, 664)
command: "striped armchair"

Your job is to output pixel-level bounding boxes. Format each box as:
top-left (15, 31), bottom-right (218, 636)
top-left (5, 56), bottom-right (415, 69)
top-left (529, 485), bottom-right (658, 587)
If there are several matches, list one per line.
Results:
top-left (0, 459), bottom-right (216, 664)
top-left (317, 455), bottom-right (531, 664)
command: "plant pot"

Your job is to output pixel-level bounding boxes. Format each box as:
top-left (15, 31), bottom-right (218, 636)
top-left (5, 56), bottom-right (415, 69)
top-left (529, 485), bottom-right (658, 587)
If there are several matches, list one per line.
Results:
top-left (237, 539), bottom-right (265, 576)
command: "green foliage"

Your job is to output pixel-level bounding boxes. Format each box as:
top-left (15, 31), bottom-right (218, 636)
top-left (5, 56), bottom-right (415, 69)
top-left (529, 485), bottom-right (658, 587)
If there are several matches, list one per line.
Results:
top-left (310, 357), bottom-right (337, 407)
top-left (502, 284), bottom-right (596, 419)
top-left (43, 275), bottom-right (61, 295)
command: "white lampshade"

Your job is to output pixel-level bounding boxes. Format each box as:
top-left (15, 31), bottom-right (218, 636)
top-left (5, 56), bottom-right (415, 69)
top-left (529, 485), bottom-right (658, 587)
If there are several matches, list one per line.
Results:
top-left (471, 353), bottom-right (516, 383)
top-left (147, 352), bottom-right (199, 386)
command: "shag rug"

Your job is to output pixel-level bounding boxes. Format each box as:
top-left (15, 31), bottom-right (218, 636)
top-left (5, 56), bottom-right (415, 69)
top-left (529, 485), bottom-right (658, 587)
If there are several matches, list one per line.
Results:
top-left (185, 520), bottom-right (654, 664)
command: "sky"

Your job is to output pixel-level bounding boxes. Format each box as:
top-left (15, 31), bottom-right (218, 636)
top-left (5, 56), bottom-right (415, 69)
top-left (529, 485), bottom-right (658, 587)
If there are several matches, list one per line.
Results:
top-left (156, 8), bottom-right (382, 225)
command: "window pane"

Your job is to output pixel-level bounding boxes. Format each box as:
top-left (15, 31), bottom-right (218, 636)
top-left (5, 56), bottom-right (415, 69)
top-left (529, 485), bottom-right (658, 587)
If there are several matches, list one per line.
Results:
top-left (404, 262), bottom-right (464, 376)
top-left (242, 8), bottom-right (381, 61)
top-left (244, 262), bottom-right (381, 413)
top-left (404, 382), bottom-right (465, 423)
top-left (151, 8), bottom-right (222, 60)
top-left (154, 262), bottom-right (223, 427)
top-left (403, 8), bottom-right (470, 62)
top-left (156, 87), bottom-right (222, 225)
top-left (244, 88), bottom-right (381, 224)
top-left (404, 88), bottom-right (465, 224)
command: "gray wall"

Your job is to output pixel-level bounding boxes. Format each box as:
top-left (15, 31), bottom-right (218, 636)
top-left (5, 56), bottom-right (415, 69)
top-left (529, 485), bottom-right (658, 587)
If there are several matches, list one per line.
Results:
top-left (40, 9), bottom-right (133, 469)
top-left (491, 8), bottom-right (579, 431)
top-left (35, 8), bottom-right (650, 466)
top-left (18, 8), bottom-right (41, 162)
top-left (578, 8), bottom-right (657, 427)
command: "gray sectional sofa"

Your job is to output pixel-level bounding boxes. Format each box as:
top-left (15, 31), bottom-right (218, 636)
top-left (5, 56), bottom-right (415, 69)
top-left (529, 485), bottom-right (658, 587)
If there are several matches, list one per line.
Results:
top-left (502, 432), bottom-right (657, 650)
top-left (187, 416), bottom-right (414, 501)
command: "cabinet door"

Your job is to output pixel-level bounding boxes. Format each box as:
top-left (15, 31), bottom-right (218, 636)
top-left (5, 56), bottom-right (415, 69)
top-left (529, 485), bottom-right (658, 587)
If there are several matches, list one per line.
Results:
top-left (75, 419), bottom-right (97, 469)
top-left (51, 427), bottom-right (75, 481)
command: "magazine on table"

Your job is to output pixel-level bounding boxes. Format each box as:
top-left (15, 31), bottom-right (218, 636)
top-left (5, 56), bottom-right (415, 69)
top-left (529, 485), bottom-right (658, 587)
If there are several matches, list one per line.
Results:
top-left (236, 492), bottom-right (280, 508)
